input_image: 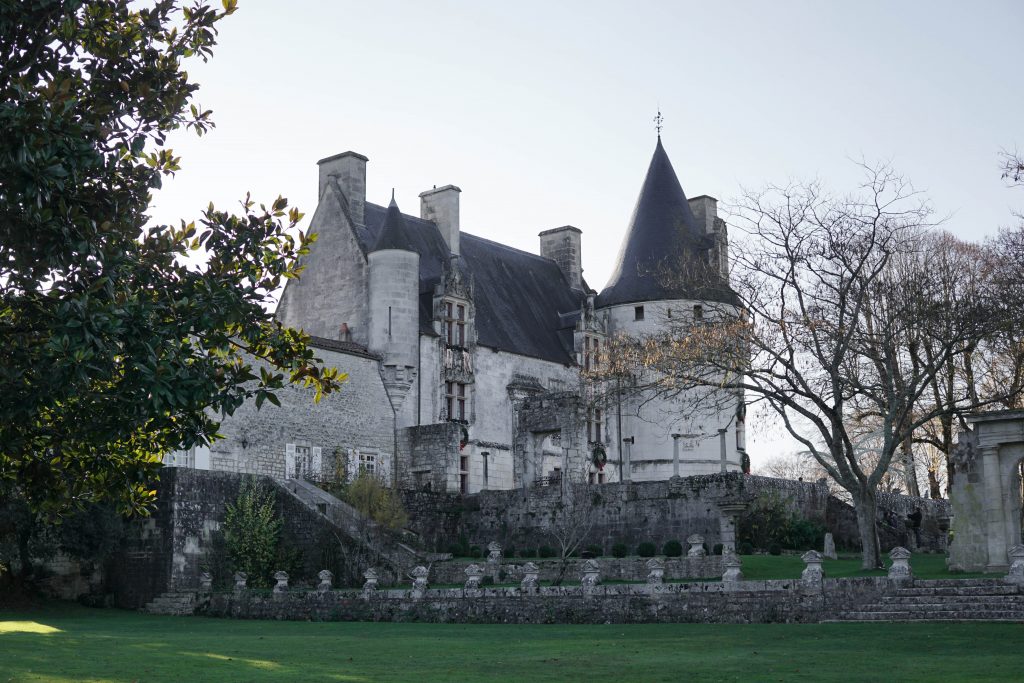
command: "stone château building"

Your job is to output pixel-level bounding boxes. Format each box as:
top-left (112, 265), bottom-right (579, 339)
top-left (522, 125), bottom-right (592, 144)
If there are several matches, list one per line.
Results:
top-left (170, 136), bottom-right (747, 493)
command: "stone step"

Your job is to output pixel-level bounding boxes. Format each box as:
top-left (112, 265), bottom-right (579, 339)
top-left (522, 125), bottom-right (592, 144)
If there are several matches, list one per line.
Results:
top-left (908, 579), bottom-right (1005, 588)
top-left (837, 610), bottom-right (1024, 622)
top-left (890, 585), bottom-right (1018, 597)
top-left (880, 595), bottom-right (1024, 606)
top-left (865, 602), bottom-right (1024, 613)
top-left (143, 591), bottom-right (198, 616)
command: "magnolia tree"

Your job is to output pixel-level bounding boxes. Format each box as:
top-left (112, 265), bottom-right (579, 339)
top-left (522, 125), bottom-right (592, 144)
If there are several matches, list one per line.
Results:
top-left (0, 1), bottom-right (345, 517)
top-left (598, 164), bottom-right (1018, 568)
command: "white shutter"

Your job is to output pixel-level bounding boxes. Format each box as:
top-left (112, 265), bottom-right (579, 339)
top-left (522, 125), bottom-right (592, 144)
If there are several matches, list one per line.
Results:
top-left (285, 443), bottom-right (296, 479)
top-left (194, 446), bottom-right (211, 471)
top-left (311, 447), bottom-right (322, 480)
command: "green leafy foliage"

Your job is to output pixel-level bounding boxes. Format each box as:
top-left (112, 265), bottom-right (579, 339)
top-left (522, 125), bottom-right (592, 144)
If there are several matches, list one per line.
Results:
top-left (637, 542), bottom-right (657, 558)
top-left (662, 539), bottom-right (683, 557)
top-left (738, 493), bottom-right (827, 552)
top-left (0, 1), bottom-right (346, 518)
top-left (611, 543), bottom-right (628, 558)
top-left (538, 546), bottom-right (556, 558)
top-left (342, 471), bottom-right (408, 531)
top-left (222, 480), bottom-right (282, 588)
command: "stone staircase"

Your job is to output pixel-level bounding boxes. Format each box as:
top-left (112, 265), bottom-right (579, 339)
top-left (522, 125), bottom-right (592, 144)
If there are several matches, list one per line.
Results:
top-left (836, 579), bottom-right (1024, 622)
top-left (142, 591), bottom-right (198, 616)
top-left (277, 478), bottom-right (430, 581)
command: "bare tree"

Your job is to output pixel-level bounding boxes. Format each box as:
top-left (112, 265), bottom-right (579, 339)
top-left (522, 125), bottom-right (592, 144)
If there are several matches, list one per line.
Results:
top-left (545, 470), bottom-right (599, 585)
top-left (599, 163), bottom-right (1018, 568)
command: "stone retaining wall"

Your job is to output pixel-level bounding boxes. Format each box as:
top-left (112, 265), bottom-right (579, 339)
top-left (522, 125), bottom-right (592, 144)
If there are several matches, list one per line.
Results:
top-left (197, 576), bottom-right (895, 624)
top-left (428, 556), bottom-right (723, 585)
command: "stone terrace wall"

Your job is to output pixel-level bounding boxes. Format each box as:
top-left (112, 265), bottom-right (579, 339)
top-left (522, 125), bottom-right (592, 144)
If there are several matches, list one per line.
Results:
top-left (110, 468), bottom-right (354, 608)
top-left (428, 556), bottom-right (723, 586)
top-left (198, 577), bottom-right (894, 624)
top-left (402, 473), bottom-right (948, 555)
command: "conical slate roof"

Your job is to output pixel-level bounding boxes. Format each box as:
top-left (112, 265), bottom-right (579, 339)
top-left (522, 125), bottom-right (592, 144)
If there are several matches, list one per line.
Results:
top-left (372, 196), bottom-right (416, 252)
top-left (597, 138), bottom-right (731, 307)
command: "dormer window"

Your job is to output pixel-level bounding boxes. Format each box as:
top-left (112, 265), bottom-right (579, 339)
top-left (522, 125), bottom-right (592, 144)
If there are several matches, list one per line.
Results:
top-left (445, 300), bottom-right (466, 347)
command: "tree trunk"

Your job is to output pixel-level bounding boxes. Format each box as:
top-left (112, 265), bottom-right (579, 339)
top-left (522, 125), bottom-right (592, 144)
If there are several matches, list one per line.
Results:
top-left (853, 488), bottom-right (883, 569)
top-left (901, 435), bottom-right (920, 498)
top-left (927, 467), bottom-right (942, 500)
top-left (553, 557), bottom-right (569, 586)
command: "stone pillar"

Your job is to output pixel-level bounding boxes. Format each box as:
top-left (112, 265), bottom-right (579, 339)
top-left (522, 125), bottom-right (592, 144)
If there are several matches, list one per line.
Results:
top-left (464, 563), bottom-right (485, 591)
top-left (823, 532), bottom-right (838, 560)
top-left (622, 437), bottom-right (634, 482)
top-left (801, 550), bottom-right (824, 591)
top-left (888, 547), bottom-right (913, 582)
top-left (233, 572), bottom-right (247, 592)
top-left (718, 427), bottom-right (728, 473)
top-left (722, 554), bottom-right (743, 583)
top-left (686, 534), bottom-right (706, 557)
top-left (646, 557), bottom-right (665, 584)
top-left (1006, 545), bottom-right (1024, 584)
top-left (671, 433), bottom-right (681, 478)
top-left (199, 572), bottom-right (213, 592)
top-left (272, 571), bottom-right (289, 594)
top-left (981, 446), bottom-right (1008, 571)
top-left (717, 501), bottom-right (747, 555)
top-left (520, 562), bottom-right (540, 592)
top-left (317, 570), bottom-right (334, 593)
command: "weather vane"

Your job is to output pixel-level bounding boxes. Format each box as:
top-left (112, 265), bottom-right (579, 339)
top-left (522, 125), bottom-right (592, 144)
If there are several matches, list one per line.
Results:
top-left (653, 108), bottom-right (664, 136)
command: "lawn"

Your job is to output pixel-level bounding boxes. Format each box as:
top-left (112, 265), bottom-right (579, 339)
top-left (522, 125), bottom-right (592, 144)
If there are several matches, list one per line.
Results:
top-left (739, 552), bottom-right (992, 581)
top-left (2, 603), bottom-right (1023, 682)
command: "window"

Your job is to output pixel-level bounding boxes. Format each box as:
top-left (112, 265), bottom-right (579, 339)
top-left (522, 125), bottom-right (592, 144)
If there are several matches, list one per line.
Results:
top-left (634, 305), bottom-right (644, 321)
top-left (460, 455), bottom-right (469, 494)
top-left (586, 408), bottom-right (603, 443)
top-left (584, 336), bottom-right (602, 371)
top-left (694, 304), bottom-right (704, 321)
top-left (445, 300), bottom-right (466, 347)
top-left (285, 443), bottom-right (322, 480)
top-left (446, 381), bottom-right (467, 421)
top-left (359, 450), bottom-right (376, 475)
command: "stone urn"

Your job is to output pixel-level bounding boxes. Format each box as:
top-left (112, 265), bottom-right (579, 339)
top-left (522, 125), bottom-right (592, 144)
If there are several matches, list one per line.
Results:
top-left (317, 569), bottom-right (334, 593)
top-left (580, 559), bottom-right (601, 587)
top-left (645, 557), bottom-right (665, 584)
top-left (520, 562), bottom-right (540, 591)
top-left (233, 571), bottom-right (248, 591)
top-left (272, 571), bottom-right (289, 593)
top-left (362, 568), bottom-right (379, 594)
top-left (686, 534), bottom-right (706, 558)
top-left (464, 563), bottom-right (485, 590)
top-left (722, 553), bottom-right (743, 583)
top-left (801, 550), bottom-right (824, 584)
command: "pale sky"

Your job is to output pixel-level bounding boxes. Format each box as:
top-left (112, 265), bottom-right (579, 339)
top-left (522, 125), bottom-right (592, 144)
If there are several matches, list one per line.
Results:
top-left (148, 0), bottom-right (1024, 465)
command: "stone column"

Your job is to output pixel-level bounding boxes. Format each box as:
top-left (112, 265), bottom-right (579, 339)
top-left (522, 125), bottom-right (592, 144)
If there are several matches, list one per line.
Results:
top-left (981, 446), bottom-right (1008, 571)
top-left (410, 566), bottom-right (429, 598)
top-left (716, 501), bottom-right (747, 555)
top-left (622, 437), bottom-right (634, 482)
top-left (718, 428), bottom-right (728, 473)
top-left (671, 433), bottom-right (681, 477)
top-left (580, 559), bottom-right (601, 589)
top-left (1006, 545), bottom-right (1024, 584)
top-left (520, 562), bottom-right (540, 592)
top-left (486, 541), bottom-right (502, 582)
top-left (464, 563), bottom-right (485, 591)
top-left (722, 554), bottom-right (743, 583)
top-left (646, 557), bottom-right (665, 584)
top-left (801, 550), bottom-right (824, 591)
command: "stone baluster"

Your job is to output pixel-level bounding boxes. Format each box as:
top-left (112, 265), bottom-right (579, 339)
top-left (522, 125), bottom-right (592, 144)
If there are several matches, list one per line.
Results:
top-left (645, 557), bottom-right (665, 584)
top-left (273, 571), bottom-right (289, 594)
top-left (580, 559), bottom-right (601, 588)
top-left (199, 571), bottom-right (213, 592)
top-left (686, 534), bottom-right (706, 558)
top-left (1006, 545), bottom-right (1024, 584)
top-left (464, 563), bottom-right (485, 591)
top-left (801, 550), bottom-right (824, 591)
top-left (722, 553), bottom-right (743, 583)
top-left (520, 562), bottom-right (540, 592)
top-left (887, 547), bottom-right (913, 582)
top-left (233, 571), bottom-right (248, 592)
top-left (411, 565), bottom-right (429, 598)
top-left (317, 569), bottom-right (334, 593)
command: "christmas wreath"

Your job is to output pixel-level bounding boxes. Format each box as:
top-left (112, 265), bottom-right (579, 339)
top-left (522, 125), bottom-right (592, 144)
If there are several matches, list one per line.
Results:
top-left (591, 444), bottom-right (607, 471)
top-left (459, 425), bottom-right (469, 450)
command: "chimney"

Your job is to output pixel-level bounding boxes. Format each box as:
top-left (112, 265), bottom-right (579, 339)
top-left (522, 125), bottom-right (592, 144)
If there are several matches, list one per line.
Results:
top-left (318, 151), bottom-right (368, 228)
top-left (420, 185), bottom-right (461, 255)
top-left (539, 225), bottom-right (583, 290)
top-left (688, 195), bottom-right (718, 235)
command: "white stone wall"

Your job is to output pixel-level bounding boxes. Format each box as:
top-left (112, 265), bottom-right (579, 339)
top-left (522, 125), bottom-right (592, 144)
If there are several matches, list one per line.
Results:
top-left (604, 299), bottom-right (742, 480)
top-left (205, 345), bottom-right (395, 482)
top-left (368, 249), bottom-right (420, 368)
top-left (276, 183), bottom-right (370, 344)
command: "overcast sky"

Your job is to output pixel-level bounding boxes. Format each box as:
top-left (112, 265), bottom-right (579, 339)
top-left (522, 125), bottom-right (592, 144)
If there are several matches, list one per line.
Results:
top-left (149, 0), bottom-right (1024, 465)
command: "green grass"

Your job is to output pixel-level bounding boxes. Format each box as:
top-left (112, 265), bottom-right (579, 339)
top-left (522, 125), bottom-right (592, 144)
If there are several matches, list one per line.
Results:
top-left (3, 603), bottom-right (1024, 682)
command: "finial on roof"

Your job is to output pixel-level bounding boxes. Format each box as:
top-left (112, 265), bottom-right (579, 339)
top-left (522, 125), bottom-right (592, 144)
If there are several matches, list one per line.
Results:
top-left (653, 108), bottom-right (664, 138)
top-left (389, 188), bottom-right (397, 207)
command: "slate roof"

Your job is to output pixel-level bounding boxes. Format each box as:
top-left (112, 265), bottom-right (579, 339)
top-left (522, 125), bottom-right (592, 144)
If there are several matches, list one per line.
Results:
top-left (360, 202), bottom-right (583, 365)
top-left (597, 138), bottom-right (737, 307)
top-left (308, 336), bottom-right (380, 360)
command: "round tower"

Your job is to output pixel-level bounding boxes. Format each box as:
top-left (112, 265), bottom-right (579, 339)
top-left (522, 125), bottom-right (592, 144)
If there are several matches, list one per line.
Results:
top-left (596, 137), bottom-right (745, 480)
top-left (368, 196), bottom-right (421, 422)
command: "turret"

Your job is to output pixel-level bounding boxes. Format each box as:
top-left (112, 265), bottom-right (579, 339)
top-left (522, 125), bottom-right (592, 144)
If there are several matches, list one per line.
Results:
top-left (367, 195), bottom-right (420, 415)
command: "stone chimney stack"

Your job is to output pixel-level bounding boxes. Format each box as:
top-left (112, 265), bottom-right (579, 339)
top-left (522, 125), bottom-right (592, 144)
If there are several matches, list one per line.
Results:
top-left (318, 151), bottom-right (368, 228)
top-left (420, 185), bottom-right (461, 256)
top-left (688, 195), bottom-right (718, 235)
top-left (539, 225), bottom-right (583, 290)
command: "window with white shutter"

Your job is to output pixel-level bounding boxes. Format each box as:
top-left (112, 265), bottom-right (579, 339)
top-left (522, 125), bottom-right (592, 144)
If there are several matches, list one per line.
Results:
top-left (285, 443), bottom-right (296, 479)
